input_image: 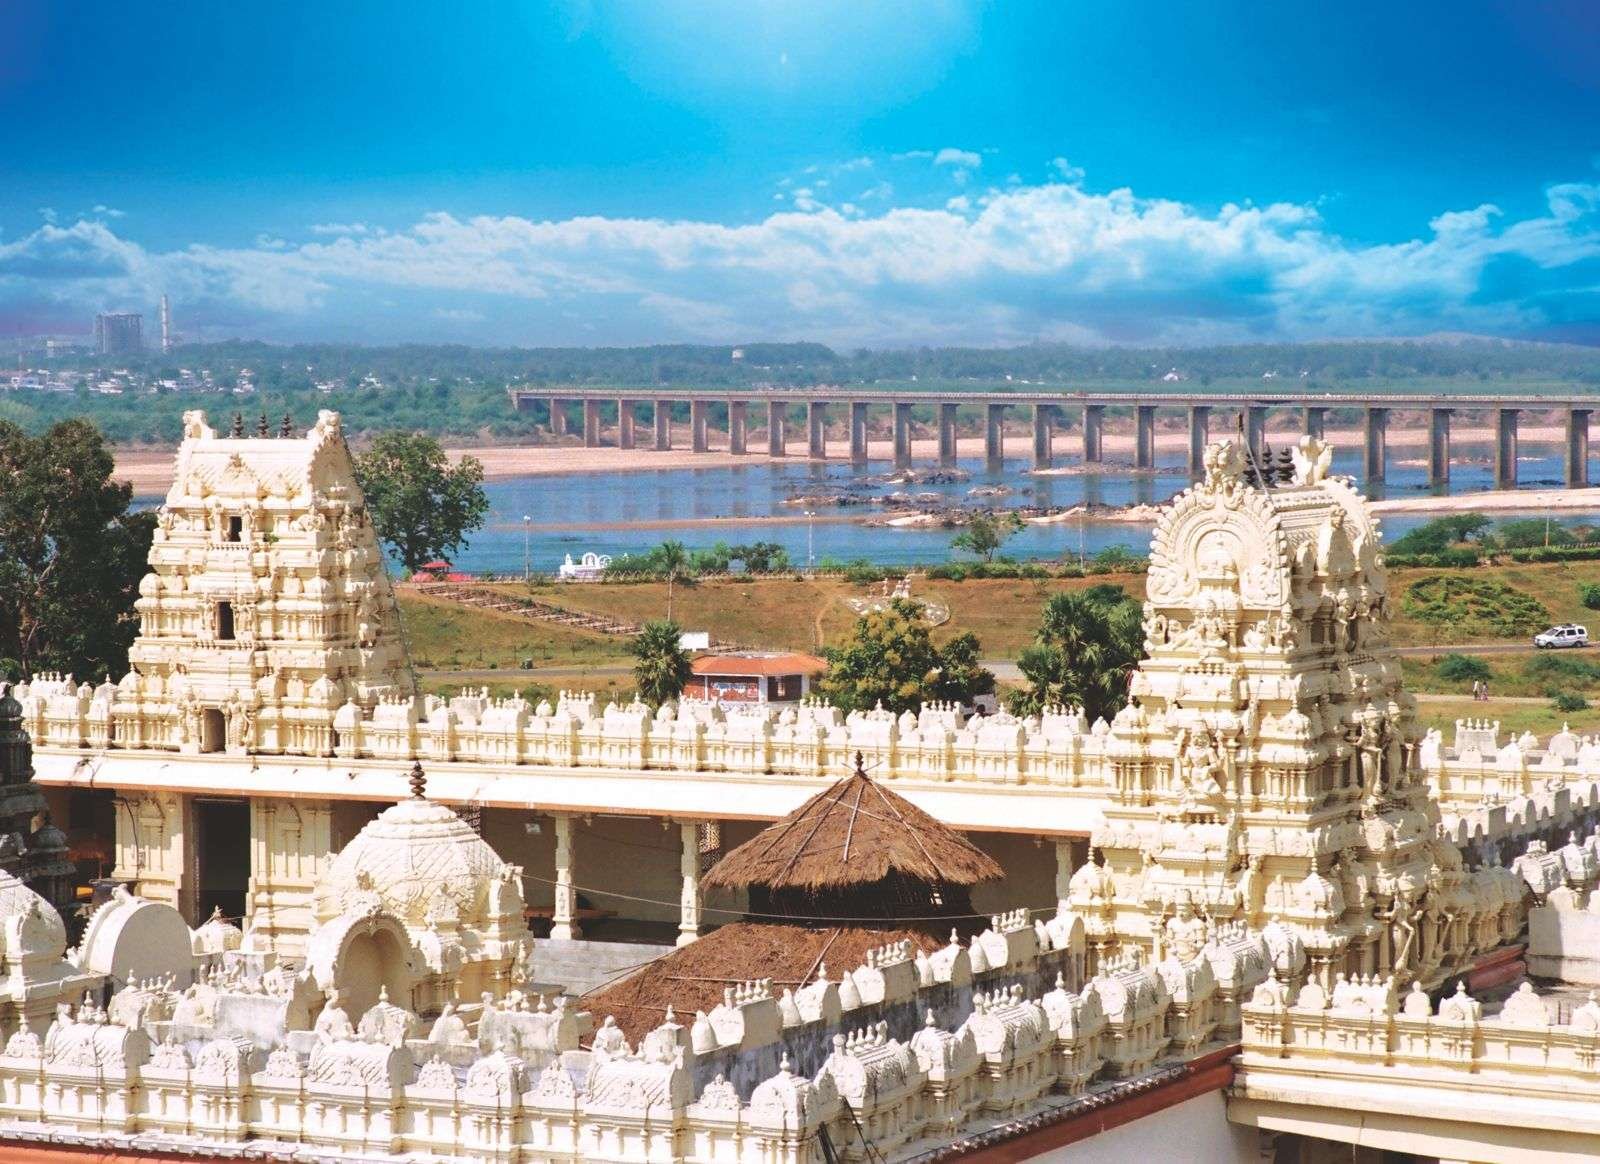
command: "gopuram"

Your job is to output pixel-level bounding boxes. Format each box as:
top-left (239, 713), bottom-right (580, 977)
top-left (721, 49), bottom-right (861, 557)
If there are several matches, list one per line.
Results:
top-left (1073, 438), bottom-right (1498, 995)
top-left (5, 421), bottom-right (1600, 1158)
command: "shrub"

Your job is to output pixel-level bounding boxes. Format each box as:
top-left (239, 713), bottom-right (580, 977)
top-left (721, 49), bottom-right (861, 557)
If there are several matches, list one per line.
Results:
top-left (1435, 653), bottom-right (1491, 683)
top-left (1524, 652), bottom-right (1600, 684)
top-left (1401, 575), bottom-right (1550, 637)
top-left (1582, 583), bottom-right (1600, 611)
top-left (1553, 689), bottom-right (1589, 713)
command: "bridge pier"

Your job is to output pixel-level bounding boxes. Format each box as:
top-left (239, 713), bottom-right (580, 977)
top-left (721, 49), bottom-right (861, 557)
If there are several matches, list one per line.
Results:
top-left (1428, 408), bottom-right (1451, 486)
top-left (1496, 407), bottom-right (1519, 489)
top-left (1245, 405), bottom-right (1267, 452)
top-left (1032, 404), bottom-right (1053, 469)
top-left (808, 402), bottom-right (827, 458)
top-left (893, 402), bottom-right (913, 469)
top-left (986, 403), bottom-right (1006, 470)
top-left (1568, 408), bottom-right (1592, 488)
top-left (691, 399), bottom-right (709, 453)
top-left (654, 400), bottom-right (672, 450)
top-left (583, 399), bottom-right (602, 448)
top-left (1082, 404), bottom-right (1104, 463)
top-left (617, 400), bottom-right (635, 449)
top-left (550, 398), bottom-right (568, 437)
top-left (1302, 406), bottom-right (1326, 440)
top-left (850, 401), bottom-right (870, 464)
top-left (1363, 407), bottom-right (1387, 482)
top-left (767, 402), bottom-right (786, 456)
top-left (1135, 405), bottom-right (1157, 470)
top-left (729, 401), bottom-right (748, 456)
top-left (1187, 406), bottom-right (1209, 479)
top-left (938, 403), bottom-right (958, 467)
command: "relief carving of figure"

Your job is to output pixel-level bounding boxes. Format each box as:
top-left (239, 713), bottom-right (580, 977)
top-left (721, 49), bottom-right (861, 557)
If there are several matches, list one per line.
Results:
top-left (1162, 896), bottom-right (1210, 965)
top-left (1174, 726), bottom-right (1226, 810)
top-left (314, 989), bottom-right (355, 1043)
top-left (1234, 854), bottom-right (1266, 924)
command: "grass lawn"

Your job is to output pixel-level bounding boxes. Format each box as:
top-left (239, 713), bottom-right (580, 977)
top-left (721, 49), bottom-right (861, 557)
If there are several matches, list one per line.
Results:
top-left (397, 591), bottom-right (631, 672)
top-left (514, 572), bottom-right (1147, 657)
top-left (1412, 695), bottom-right (1583, 739)
top-left (1388, 560), bottom-right (1600, 647)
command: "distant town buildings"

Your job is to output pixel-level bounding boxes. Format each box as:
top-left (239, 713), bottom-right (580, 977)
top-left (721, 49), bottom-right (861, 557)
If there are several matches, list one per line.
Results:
top-left (94, 311), bottom-right (143, 356)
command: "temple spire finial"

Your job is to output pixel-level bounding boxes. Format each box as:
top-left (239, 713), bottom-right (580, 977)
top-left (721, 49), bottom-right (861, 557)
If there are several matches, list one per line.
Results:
top-left (853, 749), bottom-right (866, 779)
top-left (409, 760), bottom-right (427, 799)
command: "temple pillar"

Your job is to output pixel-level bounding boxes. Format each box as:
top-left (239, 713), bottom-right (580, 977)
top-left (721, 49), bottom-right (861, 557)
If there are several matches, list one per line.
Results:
top-left (1302, 406), bottom-right (1326, 440)
top-left (550, 398), bottom-right (568, 437)
top-left (691, 400), bottom-right (710, 453)
top-left (678, 821), bottom-right (702, 947)
top-left (617, 400), bottom-right (635, 450)
top-left (808, 401), bottom-right (827, 458)
top-left (1567, 408), bottom-right (1591, 487)
top-left (849, 401), bottom-right (869, 463)
top-left (767, 401), bottom-right (786, 456)
top-left (246, 797), bottom-right (332, 961)
top-left (654, 400), bottom-right (672, 451)
top-left (1429, 408), bottom-right (1452, 486)
top-left (1187, 406), bottom-right (1209, 479)
top-left (1496, 407), bottom-right (1520, 488)
top-left (986, 403), bottom-right (1006, 470)
top-left (893, 402), bottom-right (913, 469)
top-left (1364, 407), bottom-right (1387, 482)
top-left (582, 399), bottom-right (601, 448)
top-left (550, 814), bottom-right (581, 940)
top-left (113, 791), bottom-right (194, 922)
top-left (938, 403), bottom-right (958, 466)
top-left (729, 401), bottom-right (748, 456)
top-left (1032, 404), bottom-right (1054, 469)
top-left (1135, 405), bottom-right (1157, 469)
top-left (1246, 405), bottom-right (1267, 451)
top-left (1082, 404), bottom-right (1104, 463)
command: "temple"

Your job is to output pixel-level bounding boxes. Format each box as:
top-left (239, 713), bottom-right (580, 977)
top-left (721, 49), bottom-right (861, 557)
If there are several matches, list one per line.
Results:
top-left (0, 415), bottom-right (1597, 1160)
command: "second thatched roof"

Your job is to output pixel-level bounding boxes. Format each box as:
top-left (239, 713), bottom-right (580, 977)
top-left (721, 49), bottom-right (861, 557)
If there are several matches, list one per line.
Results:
top-left (702, 755), bottom-right (1004, 894)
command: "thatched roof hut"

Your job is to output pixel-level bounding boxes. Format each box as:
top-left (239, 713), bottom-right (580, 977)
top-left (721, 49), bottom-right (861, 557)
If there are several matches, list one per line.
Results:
top-left (581, 756), bottom-right (1005, 1043)
top-left (702, 753), bottom-right (1003, 920)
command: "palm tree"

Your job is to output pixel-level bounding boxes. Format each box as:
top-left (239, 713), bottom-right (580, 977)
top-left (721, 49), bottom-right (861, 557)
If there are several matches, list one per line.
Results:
top-left (656, 540), bottom-right (690, 621)
top-left (629, 619), bottom-right (693, 708)
top-left (1011, 590), bottom-right (1142, 722)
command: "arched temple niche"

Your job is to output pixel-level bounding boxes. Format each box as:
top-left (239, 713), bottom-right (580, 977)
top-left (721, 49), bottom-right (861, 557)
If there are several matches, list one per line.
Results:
top-left (303, 910), bottom-right (417, 1022)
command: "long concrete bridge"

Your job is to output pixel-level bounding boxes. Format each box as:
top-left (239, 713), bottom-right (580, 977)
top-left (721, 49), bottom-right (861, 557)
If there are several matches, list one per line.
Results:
top-left (508, 387), bottom-right (1600, 487)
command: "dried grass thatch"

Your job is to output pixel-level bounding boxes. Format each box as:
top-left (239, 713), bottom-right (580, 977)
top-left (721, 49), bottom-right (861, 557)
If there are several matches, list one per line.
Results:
top-left (701, 755), bottom-right (1004, 895)
top-left (580, 921), bottom-right (946, 1044)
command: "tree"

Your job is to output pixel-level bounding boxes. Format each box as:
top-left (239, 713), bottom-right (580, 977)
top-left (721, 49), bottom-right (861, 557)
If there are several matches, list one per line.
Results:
top-left (0, 419), bottom-right (156, 678)
top-left (1388, 513), bottom-right (1492, 555)
top-left (951, 511), bottom-right (1024, 562)
top-left (1492, 517), bottom-right (1574, 550)
top-left (1009, 588), bottom-right (1143, 722)
top-left (352, 432), bottom-right (488, 574)
top-left (816, 597), bottom-right (994, 714)
top-left (629, 619), bottom-right (693, 707)
top-left (655, 540), bottom-right (691, 621)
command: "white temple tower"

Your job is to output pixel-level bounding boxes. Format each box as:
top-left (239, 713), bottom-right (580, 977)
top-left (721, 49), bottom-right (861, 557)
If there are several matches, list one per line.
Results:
top-left (1072, 439), bottom-right (1479, 992)
top-left (115, 410), bottom-right (415, 757)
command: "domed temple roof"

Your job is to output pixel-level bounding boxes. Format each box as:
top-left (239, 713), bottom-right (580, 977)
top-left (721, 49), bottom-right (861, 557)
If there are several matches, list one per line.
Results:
top-left (313, 765), bottom-right (512, 929)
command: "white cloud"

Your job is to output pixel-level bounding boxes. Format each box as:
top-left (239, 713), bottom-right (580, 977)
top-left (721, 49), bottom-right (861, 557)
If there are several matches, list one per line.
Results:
top-left (1050, 157), bottom-right (1086, 184)
top-left (3, 175), bottom-right (1599, 347)
top-left (37, 208), bottom-right (56, 224)
top-left (933, 147), bottom-right (982, 170)
top-left (310, 222), bottom-right (370, 235)
top-left (90, 204), bottom-right (126, 219)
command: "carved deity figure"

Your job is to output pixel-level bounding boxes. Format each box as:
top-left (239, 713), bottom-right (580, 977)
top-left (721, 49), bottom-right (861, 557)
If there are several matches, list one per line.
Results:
top-left (1174, 726), bottom-right (1226, 810)
top-left (1234, 854), bottom-right (1267, 925)
top-left (314, 990), bottom-right (355, 1043)
top-left (1162, 897), bottom-right (1210, 965)
top-left (1357, 703), bottom-right (1388, 804)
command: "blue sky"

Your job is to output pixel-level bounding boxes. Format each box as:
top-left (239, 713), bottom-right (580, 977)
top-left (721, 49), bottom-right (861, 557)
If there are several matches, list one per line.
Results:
top-left (2, 0), bottom-right (1598, 347)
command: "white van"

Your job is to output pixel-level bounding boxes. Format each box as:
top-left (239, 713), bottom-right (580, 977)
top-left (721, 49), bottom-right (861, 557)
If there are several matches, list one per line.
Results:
top-left (1534, 624), bottom-right (1589, 649)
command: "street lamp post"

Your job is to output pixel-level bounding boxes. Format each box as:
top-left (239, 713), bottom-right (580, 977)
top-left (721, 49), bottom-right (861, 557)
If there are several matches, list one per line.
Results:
top-left (804, 510), bottom-right (815, 573)
top-left (522, 515), bottom-right (531, 581)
